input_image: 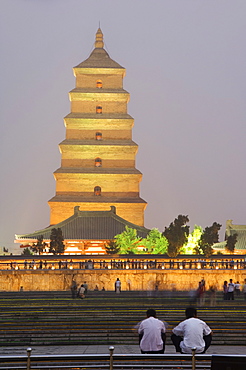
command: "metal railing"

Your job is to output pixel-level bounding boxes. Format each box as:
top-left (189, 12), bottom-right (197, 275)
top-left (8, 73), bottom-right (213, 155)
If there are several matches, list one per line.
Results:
top-left (1, 256), bottom-right (246, 271)
top-left (0, 347), bottom-right (245, 370)
top-left (0, 347), bottom-right (211, 370)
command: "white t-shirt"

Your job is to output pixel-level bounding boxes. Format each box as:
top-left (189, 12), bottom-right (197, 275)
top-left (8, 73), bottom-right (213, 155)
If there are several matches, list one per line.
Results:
top-left (228, 283), bottom-right (235, 292)
top-left (79, 286), bottom-right (85, 295)
top-left (172, 317), bottom-right (211, 354)
top-left (115, 280), bottom-right (121, 288)
top-left (138, 317), bottom-right (166, 352)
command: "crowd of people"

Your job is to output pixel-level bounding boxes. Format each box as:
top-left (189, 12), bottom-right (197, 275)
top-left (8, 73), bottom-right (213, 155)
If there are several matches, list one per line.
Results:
top-left (70, 280), bottom-right (108, 298)
top-left (190, 278), bottom-right (246, 305)
top-left (223, 278), bottom-right (246, 300)
top-left (4, 257), bottom-right (246, 271)
top-left (69, 277), bottom-right (246, 303)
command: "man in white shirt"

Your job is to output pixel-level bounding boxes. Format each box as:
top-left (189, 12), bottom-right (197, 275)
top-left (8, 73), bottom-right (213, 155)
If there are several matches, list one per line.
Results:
top-left (138, 309), bottom-right (166, 353)
top-left (227, 279), bottom-right (235, 300)
top-left (171, 307), bottom-right (212, 354)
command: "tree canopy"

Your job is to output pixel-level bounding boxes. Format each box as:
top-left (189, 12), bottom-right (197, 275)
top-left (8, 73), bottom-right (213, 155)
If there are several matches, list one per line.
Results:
top-left (49, 228), bottom-right (65, 255)
top-left (163, 215), bottom-right (189, 257)
top-left (114, 226), bottom-right (140, 254)
top-left (31, 235), bottom-right (47, 255)
top-left (181, 225), bottom-right (203, 254)
top-left (140, 228), bottom-right (168, 254)
top-left (21, 247), bottom-right (33, 256)
top-left (225, 233), bottom-right (238, 253)
top-left (198, 222), bottom-right (222, 257)
top-left (104, 240), bottom-right (120, 254)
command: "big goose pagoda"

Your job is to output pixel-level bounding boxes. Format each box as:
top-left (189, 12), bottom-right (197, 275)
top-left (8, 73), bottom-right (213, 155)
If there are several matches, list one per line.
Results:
top-left (16, 29), bottom-right (149, 254)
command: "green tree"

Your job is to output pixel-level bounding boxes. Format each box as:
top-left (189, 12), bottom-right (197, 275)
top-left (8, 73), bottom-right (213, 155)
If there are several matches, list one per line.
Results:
top-left (31, 235), bottom-right (47, 255)
top-left (49, 228), bottom-right (65, 255)
top-left (114, 226), bottom-right (140, 254)
top-left (225, 233), bottom-right (238, 253)
top-left (104, 240), bottom-right (120, 254)
top-left (163, 215), bottom-right (189, 257)
top-left (140, 228), bottom-right (168, 254)
top-left (181, 225), bottom-right (203, 254)
top-left (198, 222), bottom-right (222, 257)
top-left (21, 247), bottom-right (33, 256)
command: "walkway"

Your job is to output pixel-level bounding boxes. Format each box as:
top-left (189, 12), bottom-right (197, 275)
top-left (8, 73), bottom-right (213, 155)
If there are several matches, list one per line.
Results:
top-left (0, 344), bottom-right (245, 356)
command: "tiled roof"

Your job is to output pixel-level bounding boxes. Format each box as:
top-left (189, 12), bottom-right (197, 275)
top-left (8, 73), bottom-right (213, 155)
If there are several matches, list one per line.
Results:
top-left (16, 206), bottom-right (150, 241)
top-left (59, 139), bottom-right (138, 146)
top-left (53, 168), bottom-right (142, 175)
top-left (74, 48), bottom-right (124, 70)
top-left (48, 196), bottom-right (147, 203)
top-left (213, 241), bottom-right (227, 249)
top-left (64, 113), bottom-right (134, 120)
top-left (230, 230), bottom-right (246, 250)
top-left (213, 230), bottom-right (246, 251)
top-left (69, 88), bottom-right (129, 94)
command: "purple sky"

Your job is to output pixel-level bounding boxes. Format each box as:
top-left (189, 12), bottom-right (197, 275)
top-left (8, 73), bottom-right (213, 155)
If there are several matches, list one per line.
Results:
top-left (1, 1), bottom-right (246, 253)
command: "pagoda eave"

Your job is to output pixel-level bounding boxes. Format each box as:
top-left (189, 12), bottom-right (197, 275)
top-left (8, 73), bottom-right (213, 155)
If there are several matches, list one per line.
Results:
top-left (69, 91), bottom-right (129, 102)
top-left (73, 67), bottom-right (125, 76)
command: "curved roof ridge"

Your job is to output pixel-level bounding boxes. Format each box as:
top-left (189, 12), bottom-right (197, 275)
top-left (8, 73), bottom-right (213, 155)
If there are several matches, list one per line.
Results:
top-left (16, 206), bottom-right (150, 240)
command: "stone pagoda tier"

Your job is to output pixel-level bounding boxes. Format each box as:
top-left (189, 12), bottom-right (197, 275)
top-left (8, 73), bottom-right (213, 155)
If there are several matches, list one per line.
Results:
top-left (48, 29), bottom-right (147, 226)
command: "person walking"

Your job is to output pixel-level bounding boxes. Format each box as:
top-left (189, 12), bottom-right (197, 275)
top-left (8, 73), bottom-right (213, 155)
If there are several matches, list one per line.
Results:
top-left (71, 279), bottom-right (77, 299)
top-left (235, 281), bottom-right (241, 296)
top-left (138, 308), bottom-right (166, 354)
top-left (223, 281), bottom-right (228, 300)
top-left (208, 285), bottom-right (216, 306)
top-left (78, 284), bottom-right (85, 298)
top-left (115, 278), bottom-right (121, 293)
top-left (243, 279), bottom-right (246, 301)
top-left (197, 280), bottom-right (205, 306)
top-left (171, 307), bottom-right (212, 354)
top-left (83, 281), bottom-right (88, 295)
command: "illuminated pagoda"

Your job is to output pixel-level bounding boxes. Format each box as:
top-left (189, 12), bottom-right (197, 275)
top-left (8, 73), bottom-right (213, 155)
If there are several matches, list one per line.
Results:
top-left (16, 29), bottom-right (148, 254)
top-left (49, 28), bottom-right (146, 226)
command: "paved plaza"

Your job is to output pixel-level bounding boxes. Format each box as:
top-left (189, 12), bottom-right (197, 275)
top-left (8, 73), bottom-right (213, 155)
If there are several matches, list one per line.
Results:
top-left (0, 344), bottom-right (245, 356)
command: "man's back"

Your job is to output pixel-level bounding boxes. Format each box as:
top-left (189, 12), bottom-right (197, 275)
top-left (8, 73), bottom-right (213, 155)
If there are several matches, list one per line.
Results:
top-left (138, 316), bottom-right (165, 352)
top-left (172, 316), bottom-right (211, 353)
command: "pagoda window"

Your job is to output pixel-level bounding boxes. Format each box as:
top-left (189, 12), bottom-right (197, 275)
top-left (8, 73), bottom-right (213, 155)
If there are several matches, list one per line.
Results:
top-left (96, 105), bottom-right (102, 114)
top-left (94, 186), bottom-right (101, 196)
top-left (95, 158), bottom-right (102, 167)
top-left (96, 80), bottom-right (102, 88)
top-left (96, 132), bottom-right (102, 140)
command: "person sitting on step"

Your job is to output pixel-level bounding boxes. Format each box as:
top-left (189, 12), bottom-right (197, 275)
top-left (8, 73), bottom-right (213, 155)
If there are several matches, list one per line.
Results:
top-left (171, 307), bottom-right (212, 354)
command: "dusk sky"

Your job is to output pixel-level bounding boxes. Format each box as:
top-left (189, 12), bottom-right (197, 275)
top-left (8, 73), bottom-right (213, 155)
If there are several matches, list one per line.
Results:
top-left (1, 1), bottom-right (246, 253)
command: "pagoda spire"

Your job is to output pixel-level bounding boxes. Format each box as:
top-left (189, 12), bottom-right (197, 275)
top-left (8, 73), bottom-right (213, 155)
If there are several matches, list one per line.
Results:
top-left (94, 28), bottom-right (104, 48)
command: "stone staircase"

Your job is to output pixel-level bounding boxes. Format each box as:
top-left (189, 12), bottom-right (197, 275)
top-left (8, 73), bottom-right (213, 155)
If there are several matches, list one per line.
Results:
top-left (0, 291), bottom-right (245, 346)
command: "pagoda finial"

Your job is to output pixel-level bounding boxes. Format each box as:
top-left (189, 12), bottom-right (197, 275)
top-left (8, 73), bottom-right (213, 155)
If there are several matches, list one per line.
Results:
top-left (95, 28), bottom-right (104, 48)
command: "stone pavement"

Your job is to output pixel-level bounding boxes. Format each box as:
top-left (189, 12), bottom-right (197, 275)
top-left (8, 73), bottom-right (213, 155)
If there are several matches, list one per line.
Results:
top-left (0, 345), bottom-right (245, 356)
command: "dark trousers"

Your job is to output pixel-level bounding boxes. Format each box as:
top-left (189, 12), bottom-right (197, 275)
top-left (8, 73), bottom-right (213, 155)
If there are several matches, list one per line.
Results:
top-left (139, 333), bottom-right (166, 354)
top-left (171, 333), bottom-right (212, 353)
top-left (228, 291), bottom-right (234, 300)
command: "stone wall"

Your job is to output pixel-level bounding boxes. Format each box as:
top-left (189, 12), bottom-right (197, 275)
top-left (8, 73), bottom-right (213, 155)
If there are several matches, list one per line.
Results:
top-left (0, 269), bottom-right (245, 292)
